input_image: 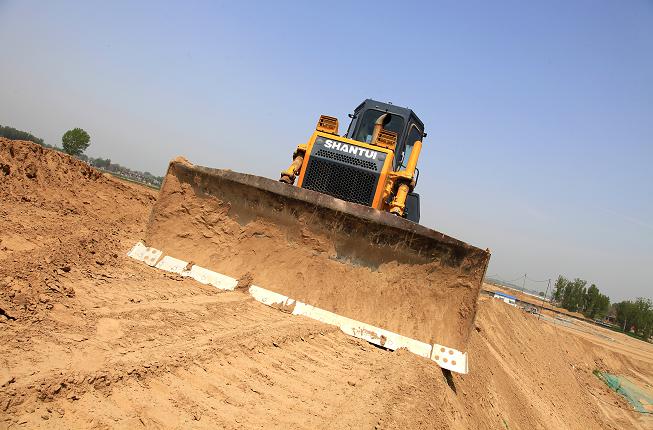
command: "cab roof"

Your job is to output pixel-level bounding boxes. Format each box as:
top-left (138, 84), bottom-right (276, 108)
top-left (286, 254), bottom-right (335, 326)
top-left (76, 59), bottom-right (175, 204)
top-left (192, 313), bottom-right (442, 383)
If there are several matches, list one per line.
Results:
top-left (354, 99), bottom-right (425, 132)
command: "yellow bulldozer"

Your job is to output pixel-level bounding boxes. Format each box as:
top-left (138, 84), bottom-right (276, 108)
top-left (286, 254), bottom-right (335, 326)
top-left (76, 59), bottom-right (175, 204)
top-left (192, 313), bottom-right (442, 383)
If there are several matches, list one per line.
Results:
top-left (129, 99), bottom-right (490, 374)
top-left (280, 99), bottom-right (425, 222)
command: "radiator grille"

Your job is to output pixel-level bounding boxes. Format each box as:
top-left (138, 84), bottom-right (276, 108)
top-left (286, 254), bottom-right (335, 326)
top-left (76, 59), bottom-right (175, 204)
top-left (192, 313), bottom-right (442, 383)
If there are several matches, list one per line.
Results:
top-left (302, 158), bottom-right (377, 206)
top-left (315, 149), bottom-right (378, 171)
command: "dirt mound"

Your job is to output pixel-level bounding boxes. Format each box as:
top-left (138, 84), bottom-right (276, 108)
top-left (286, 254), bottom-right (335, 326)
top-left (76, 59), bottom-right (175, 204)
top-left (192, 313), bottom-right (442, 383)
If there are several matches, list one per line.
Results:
top-left (144, 160), bottom-right (489, 351)
top-left (0, 138), bottom-right (156, 322)
top-left (0, 138), bottom-right (109, 213)
top-left (459, 298), bottom-right (653, 429)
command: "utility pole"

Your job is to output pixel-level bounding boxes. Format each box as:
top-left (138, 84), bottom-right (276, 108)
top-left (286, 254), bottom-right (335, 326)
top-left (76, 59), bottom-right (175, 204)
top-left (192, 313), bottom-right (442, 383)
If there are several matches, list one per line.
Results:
top-left (539, 279), bottom-right (550, 320)
top-left (522, 273), bottom-right (526, 292)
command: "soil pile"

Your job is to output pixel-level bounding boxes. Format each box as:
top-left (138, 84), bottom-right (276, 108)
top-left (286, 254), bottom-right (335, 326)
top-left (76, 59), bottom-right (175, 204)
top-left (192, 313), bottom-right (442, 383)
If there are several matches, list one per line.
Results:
top-left (0, 138), bottom-right (156, 322)
top-left (1, 139), bottom-right (651, 429)
top-left (145, 160), bottom-right (489, 351)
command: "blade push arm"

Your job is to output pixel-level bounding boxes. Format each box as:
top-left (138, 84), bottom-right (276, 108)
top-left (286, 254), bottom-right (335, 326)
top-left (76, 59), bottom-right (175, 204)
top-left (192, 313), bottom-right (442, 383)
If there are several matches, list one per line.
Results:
top-left (387, 140), bottom-right (422, 216)
top-left (280, 144), bottom-right (307, 184)
top-left (280, 115), bottom-right (339, 185)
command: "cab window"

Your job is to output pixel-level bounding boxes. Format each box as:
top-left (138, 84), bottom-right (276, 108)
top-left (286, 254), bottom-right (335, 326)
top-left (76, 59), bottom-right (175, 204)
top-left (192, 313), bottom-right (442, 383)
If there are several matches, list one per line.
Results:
top-left (353, 109), bottom-right (405, 144)
top-left (401, 124), bottom-right (422, 168)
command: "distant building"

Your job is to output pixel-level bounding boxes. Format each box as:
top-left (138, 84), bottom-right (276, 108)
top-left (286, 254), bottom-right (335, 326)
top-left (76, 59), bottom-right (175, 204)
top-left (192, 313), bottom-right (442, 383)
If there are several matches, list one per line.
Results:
top-left (493, 291), bottom-right (517, 307)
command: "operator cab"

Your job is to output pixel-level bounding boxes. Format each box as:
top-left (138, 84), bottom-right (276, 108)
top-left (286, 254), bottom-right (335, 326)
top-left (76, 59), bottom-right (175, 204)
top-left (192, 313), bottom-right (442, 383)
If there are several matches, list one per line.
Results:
top-left (345, 99), bottom-right (424, 223)
top-left (345, 99), bottom-right (426, 170)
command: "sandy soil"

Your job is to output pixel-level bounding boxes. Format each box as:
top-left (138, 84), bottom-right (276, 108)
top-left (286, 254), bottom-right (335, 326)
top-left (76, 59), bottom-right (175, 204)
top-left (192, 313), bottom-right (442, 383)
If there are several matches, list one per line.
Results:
top-left (145, 160), bottom-right (489, 351)
top-left (1, 139), bottom-right (652, 429)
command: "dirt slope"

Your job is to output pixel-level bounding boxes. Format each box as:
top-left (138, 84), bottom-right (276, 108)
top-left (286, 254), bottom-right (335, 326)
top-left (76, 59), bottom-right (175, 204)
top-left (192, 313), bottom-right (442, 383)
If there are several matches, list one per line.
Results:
top-left (1, 139), bottom-right (651, 429)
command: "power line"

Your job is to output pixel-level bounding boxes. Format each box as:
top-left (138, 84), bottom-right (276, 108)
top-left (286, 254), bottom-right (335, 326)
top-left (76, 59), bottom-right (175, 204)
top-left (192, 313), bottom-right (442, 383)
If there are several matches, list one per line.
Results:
top-left (487, 274), bottom-right (528, 284)
top-left (486, 274), bottom-right (549, 284)
top-left (487, 273), bottom-right (552, 285)
top-left (526, 275), bottom-right (550, 283)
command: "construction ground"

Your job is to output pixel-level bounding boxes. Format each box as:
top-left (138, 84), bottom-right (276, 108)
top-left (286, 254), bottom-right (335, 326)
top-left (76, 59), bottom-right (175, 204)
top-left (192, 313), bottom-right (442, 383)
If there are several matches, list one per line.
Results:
top-left (1, 138), bottom-right (652, 429)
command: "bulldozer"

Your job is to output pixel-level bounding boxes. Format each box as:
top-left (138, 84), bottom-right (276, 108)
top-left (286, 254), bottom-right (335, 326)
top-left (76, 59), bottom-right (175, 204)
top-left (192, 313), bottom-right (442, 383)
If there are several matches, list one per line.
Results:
top-left (280, 99), bottom-right (424, 222)
top-left (129, 99), bottom-right (490, 374)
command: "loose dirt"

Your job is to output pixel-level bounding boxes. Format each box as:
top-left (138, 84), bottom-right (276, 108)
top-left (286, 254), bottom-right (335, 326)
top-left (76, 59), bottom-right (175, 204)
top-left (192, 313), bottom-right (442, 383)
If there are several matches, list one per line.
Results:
top-left (145, 160), bottom-right (489, 351)
top-left (1, 139), bottom-right (652, 429)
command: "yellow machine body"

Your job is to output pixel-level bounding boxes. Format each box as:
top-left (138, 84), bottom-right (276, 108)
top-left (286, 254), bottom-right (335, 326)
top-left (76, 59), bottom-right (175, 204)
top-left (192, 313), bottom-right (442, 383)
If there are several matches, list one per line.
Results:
top-left (281, 101), bottom-right (425, 221)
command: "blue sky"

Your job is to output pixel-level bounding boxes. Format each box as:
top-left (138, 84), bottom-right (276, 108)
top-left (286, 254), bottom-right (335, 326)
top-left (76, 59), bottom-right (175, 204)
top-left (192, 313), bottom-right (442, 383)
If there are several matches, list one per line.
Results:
top-left (1, 1), bottom-right (651, 300)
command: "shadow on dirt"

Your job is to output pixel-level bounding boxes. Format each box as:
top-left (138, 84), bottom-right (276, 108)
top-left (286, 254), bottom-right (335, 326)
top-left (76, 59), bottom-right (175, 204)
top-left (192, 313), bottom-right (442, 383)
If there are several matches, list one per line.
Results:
top-left (441, 368), bottom-right (457, 393)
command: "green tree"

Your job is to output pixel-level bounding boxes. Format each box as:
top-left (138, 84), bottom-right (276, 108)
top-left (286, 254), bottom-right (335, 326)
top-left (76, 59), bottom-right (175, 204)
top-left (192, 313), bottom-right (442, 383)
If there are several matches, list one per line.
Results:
top-left (561, 278), bottom-right (587, 312)
top-left (553, 275), bottom-right (568, 303)
top-left (594, 293), bottom-right (611, 319)
top-left (632, 298), bottom-right (653, 339)
top-left (62, 128), bottom-right (91, 156)
top-left (615, 301), bottom-right (636, 331)
top-left (92, 158), bottom-right (111, 169)
top-left (614, 298), bottom-right (653, 339)
top-left (582, 284), bottom-right (610, 319)
top-left (584, 284), bottom-right (599, 317)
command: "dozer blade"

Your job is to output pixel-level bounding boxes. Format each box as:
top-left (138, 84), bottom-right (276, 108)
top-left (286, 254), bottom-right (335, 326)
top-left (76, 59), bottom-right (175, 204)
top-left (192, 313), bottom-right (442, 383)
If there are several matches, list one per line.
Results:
top-left (131, 158), bottom-right (490, 374)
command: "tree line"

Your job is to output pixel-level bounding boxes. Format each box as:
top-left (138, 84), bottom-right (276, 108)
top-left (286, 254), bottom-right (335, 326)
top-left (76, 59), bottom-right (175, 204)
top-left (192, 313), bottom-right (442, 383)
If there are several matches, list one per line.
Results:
top-left (0, 125), bottom-right (45, 145)
top-left (552, 275), bottom-right (652, 341)
top-left (552, 276), bottom-right (610, 319)
top-left (78, 154), bottom-right (163, 187)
